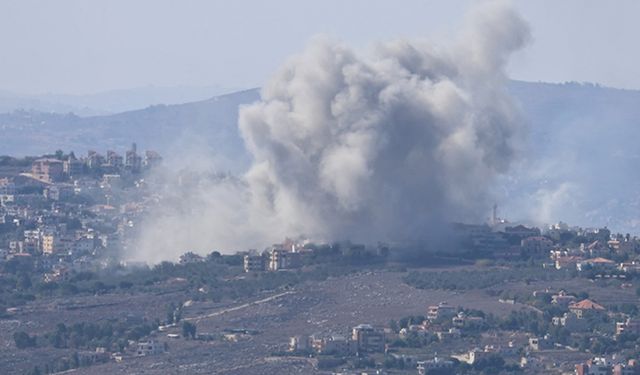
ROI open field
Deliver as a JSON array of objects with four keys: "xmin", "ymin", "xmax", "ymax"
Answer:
[{"xmin": 1, "ymin": 265, "xmax": 638, "ymax": 374}]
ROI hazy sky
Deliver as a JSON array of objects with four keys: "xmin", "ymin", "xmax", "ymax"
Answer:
[{"xmin": 0, "ymin": 0, "xmax": 638, "ymax": 95}]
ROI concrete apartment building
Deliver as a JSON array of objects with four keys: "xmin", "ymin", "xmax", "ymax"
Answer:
[
  {"xmin": 427, "ymin": 302, "xmax": 456, "ymax": 321},
  {"xmin": 63, "ymin": 157, "xmax": 84, "ymax": 177},
  {"xmin": 351, "ymin": 324, "xmax": 385, "ymax": 353},
  {"xmin": 136, "ymin": 340, "xmax": 165, "ymax": 356},
  {"xmin": 42, "ymin": 233, "xmax": 74, "ymax": 255},
  {"xmin": 268, "ymin": 249, "xmax": 301, "ymax": 271},
  {"xmin": 32, "ymin": 159, "xmax": 64, "ymax": 182},
  {"xmin": 288, "ymin": 335, "xmax": 311, "ymax": 352},
  {"xmin": 244, "ymin": 255, "xmax": 265, "ymax": 272},
  {"xmin": 106, "ymin": 151, "xmax": 124, "ymax": 168},
  {"xmin": 125, "ymin": 143, "xmax": 142, "ymax": 173},
  {"xmin": 289, "ymin": 323, "xmax": 384, "ymax": 357},
  {"xmin": 44, "ymin": 184, "xmax": 75, "ymax": 201},
  {"xmin": 310, "ymin": 334, "xmax": 355, "ymax": 355},
  {"xmin": 521, "ymin": 236, "xmax": 554, "ymax": 256},
  {"xmin": 144, "ymin": 150, "xmax": 163, "ymax": 168}
]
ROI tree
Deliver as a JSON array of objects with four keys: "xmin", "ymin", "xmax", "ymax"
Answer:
[
  {"xmin": 13, "ymin": 331, "xmax": 37, "ymax": 349},
  {"xmin": 92, "ymin": 281, "xmax": 106, "ymax": 293},
  {"xmin": 317, "ymin": 357, "xmax": 346, "ymax": 370},
  {"xmin": 47, "ymin": 330, "xmax": 65, "ymax": 348},
  {"xmin": 182, "ymin": 321, "xmax": 196, "ymax": 339},
  {"xmin": 473, "ymin": 354, "xmax": 505, "ymax": 371},
  {"xmin": 71, "ymin": 352, "xmax": 80, "ymax": 368},
  {"xmin": 166, "ymin": 303, "xmax": 176, "ymax": 325},
  {"xmin": 65, "ymin": 218, "xmax": 82, "ymax": 231},
  {"xmin": 389, "ymin": 319, "xmax": 399, "ymax": 333},
  {"xmin": 17, "ymin": 273, "xmax": 32, "ymax": 290},
  {"xmin": 207, "ymin": 251, "xmax": 222, "ymax": 262},
  {"xmin": 577, "ymin": 291, "xmax": 590, "ymax": 300}
]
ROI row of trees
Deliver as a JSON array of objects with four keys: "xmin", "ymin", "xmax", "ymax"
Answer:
[{"xmin": 14, "ymin": 320, "xmax": 158, "ymax": 352}]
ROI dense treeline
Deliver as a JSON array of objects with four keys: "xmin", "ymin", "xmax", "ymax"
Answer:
[
  {"xmin": 0, "ymin": 155, "xmax": 36, "ymax": 167},
  {"xmin": 14, "ymin": 319, "xmax": 158, "ymax": 352}
]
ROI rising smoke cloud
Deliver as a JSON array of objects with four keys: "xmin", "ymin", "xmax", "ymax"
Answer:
[{"xmin": 130, "ymin": 1, "xmax": 530, "ymax": 263}]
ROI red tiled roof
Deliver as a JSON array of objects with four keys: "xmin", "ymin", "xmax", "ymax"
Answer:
[
  {"xmin": 569, "ymin": 299, "xmax": 605, "ymax": 311},
  {"xmin": 587, "ymin": 240, "xmax": 606, "ymax": 250},
  {"xmin": 585, "ymin": 257, "xmax": 615, "ymax": 264}
]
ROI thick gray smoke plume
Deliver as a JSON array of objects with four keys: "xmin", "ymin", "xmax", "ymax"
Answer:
[
  {"xmin": 238, "ymin": 2, "xmax": 529, "ymax": 241},
  {"xmin": 130, "ymin": 1, "xmax": 530, "ymax": 263}
]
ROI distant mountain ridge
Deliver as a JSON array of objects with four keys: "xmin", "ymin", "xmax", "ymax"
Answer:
[
  {"xmin": 0, "ymin": 85, "xmax": 240, "ymax": 116},
  {"xmin": 0, "ymin": 88, "xmax": 260, "ymax": 169},
  {"xmin": 1, "ymin": 81, "xmax": 640, "ymax": 233}
]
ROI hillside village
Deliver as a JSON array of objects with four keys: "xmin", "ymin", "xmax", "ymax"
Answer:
[{"xmin": 2, "ymin": 150, "xmax": 640, "ymax": 374}]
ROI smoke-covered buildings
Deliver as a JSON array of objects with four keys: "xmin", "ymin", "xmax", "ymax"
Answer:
[
  {"xmin": 125, "ymin": 143, "xmax": 142, "ymax": 173},
  {"xmin": 268, "ymin": 248, "xmax": 301, "ymax": 271},
  {"xmin": 243, "ymin": 254, "xmax": 265, "ymax": 272},
  {"xmin": 0, "ymin": 145, "xmax": 162, "ymax": 284},
  {"xmin": 144, "ymin": 150, "xmax": 163, "ymax": 169},
  {"xmin": 520, "ymin": 236, "xmax": 554, "ymax": 256},
  {"xmin": 451, "ymin": 223, "xmax": 509, "ymax": 254}
]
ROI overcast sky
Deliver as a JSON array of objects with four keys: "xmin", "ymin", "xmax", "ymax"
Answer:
[{"xmin": 0, "ymin": 0, "xmax": 638, "ymax": 95}]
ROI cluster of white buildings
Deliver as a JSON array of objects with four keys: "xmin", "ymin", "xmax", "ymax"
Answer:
[
  {"xmin": 243, "ymin": 241, "xmax": 308, "ymax": 272},
  {"xmin": 289, "ymin": 324, "xmax": 385, "ymax": 356}
]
